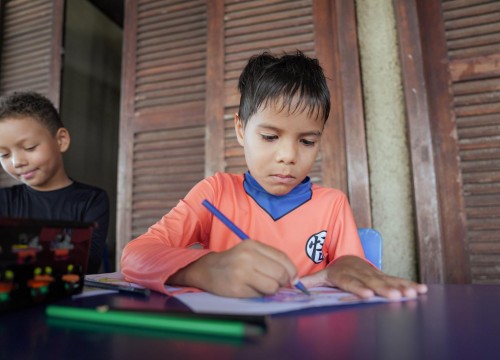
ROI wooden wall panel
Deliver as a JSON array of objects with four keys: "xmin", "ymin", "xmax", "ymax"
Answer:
[
  {"xmin": 395, "ymin": 0, "xmax": 448, "ymax": 283},
  {"xmin": 396, "ymin": 0, "xmax": 499, "ymax": 283}
]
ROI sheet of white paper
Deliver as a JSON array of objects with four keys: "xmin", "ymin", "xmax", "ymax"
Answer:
[
  {"xmin": 84, "ymin": 273, "xmax": 399, "ymax": 315},
  {"xmin": 173, "ymin": 287, "xmax": 393, "ymax": 315}
]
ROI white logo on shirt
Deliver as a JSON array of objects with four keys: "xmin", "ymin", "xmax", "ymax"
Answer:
[{"xmin": 305, "ymin": 230, "xmax": 326, "ymax": 264}]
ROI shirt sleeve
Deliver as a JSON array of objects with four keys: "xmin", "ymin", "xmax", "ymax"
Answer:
[
  {"xmin": 121, "ymin": 177, "xmax": 217, "ymax": 294},
  {"xmin": 326, "ymin": 191, "xmax": 368, "ymax": 263}
]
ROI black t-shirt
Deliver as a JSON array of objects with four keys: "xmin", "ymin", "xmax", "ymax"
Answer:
[{"xmin": 0, "ymin": 181, "xmax": 109, "ymax": 274}]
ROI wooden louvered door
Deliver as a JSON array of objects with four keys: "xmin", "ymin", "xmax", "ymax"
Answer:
[
  {"xmin": 117, "ymin": 0, "xmax": 208, "ymax": 261},
  {"xmin": 0, "ymin": 0, "xmax": 64, "ymax": 188},
  {"xmin": 443, "ymin": 1, "xmax": 500, "ymax": 284},
  {"xmin": 117, "ymin": 0, "xmax": 370, "ymax": 265},
  {"xmin": 396, "ymin": 0, "xmax": 500, "ymax": 284}
]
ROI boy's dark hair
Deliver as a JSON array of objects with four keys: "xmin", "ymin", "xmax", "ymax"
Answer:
[
  {"xmin": 237, "ymin": 50, "xmax": 330, "ymax": 126},
  {"xmin": 0, "ymin": 91, "xmax": 64, "ymax": 135}
]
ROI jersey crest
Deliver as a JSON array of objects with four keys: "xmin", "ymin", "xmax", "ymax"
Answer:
[{"xmin": 305, "ymin": 230, "xmax": 326, "ymax": 264}]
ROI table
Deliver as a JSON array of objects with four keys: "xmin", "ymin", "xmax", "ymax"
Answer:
[{"xmin": 1, "ymin": 284, "xmax": 499, "ymax": 360}]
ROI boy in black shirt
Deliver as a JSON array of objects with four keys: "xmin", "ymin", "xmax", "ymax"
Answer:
[{"xmin": 0, "ymin": 91, "xmax": 109, "ymax": 274}]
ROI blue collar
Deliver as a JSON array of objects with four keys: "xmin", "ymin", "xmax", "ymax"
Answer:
[{"xmin": 243, "ymin": 171, "xmax": 312, "ymax": 221}]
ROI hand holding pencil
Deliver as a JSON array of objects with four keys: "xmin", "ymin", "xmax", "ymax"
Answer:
[
  {"xmin": 202, "ymin": 200, "xmax": 310, "ymax": 296},
  {"xmin": 168, "ymin": 200, "xmax": 310, "ymax": 298}
]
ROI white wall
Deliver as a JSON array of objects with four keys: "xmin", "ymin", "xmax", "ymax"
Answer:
[{"xmin": 356, "ymin": 0, "xmax": 418, "ymax": 280}]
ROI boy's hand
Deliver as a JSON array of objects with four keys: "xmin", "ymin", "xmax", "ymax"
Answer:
[
  {"xmin": 300, "ymin": 255, "xmax": 428, "ymax": 300},
  {"xmin": 169, "ymin": 240, "xmax": 297, "ymax": 298}
]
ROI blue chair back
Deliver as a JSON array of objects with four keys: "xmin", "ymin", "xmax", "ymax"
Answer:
[{"xmin": 358, "ymin": 228, "xmax": 383, "ymax": 270}]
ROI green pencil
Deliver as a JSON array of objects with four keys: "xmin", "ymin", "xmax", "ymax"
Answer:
[{"xmin": 46, "ymin": 305, "xmax": 264, "ymax": 338}]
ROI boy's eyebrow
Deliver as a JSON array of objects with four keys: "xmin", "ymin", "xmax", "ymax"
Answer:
[{"xmin": 257, "ymin": 124, "xmax": 322, "ymax": 136}]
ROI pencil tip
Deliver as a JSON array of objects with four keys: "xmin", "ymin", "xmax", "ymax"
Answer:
[{"xmin": 294, "ymin": 281, "xmax": 311, "ymax": 296}]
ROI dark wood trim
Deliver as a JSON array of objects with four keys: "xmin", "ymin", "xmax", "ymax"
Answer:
[
  {"xmin": 334, "ymin": 0, "xmax": 371, "ymax": 228},
  {"xmin": 313, "ymin": 0, "xmax": 371, "ymax": 227},
  {"xmin": 49, "ymin": 0, "xmax": 65, "ymax": 109},
  {"xmin": 205, "ymin": 0, "xmax": 225, "ymax": 176},
  {"xmin": 394, "ymin": 0, "xmax": 445, "ymax": 283},
  {"xmin": 0, "ymin": 1, "xmax": 4, "ymax": 66},
  {"xmin": 116, "ymin": 0, "xmax": 138, "ymax": 268},
  {"xmin": 416, "ymin": 1, "xmax": 471, "ymax": 283},
  {"xmin": 313, "ymin": 0, "xmax": 347, "ymax": 194}
]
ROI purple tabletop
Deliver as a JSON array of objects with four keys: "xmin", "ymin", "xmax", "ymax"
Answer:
[{"xmin": 1, "ymin": 284, "xmax": 499, "ymax": 360}]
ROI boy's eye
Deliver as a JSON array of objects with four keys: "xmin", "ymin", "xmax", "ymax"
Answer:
[
  {"xmin": 301, "ymin": 139, "xmax": 316, "ymax": 146},
  {"xmin": 25, "ymin": 145, "xmax": 37, "ymax": 151},
  {"xmin": 261, "ymin": 134, "xmax": 278, "ymax": 141}
]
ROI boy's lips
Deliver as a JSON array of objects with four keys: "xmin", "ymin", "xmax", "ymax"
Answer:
[
  {"xmin": 19, "ymin": 170, "xmax": 37, "ymax": 180},
  {"xmin": 270, "ymin": 174, "xmax": 296, "ymax": 184}
]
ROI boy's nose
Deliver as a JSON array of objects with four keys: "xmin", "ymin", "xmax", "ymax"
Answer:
[
  {"xmin": 276, "ymin": 141, "xmax": 297, "ymax": 164},
  {"xmin": 11, "ymin": 153, "xmax": 28, "ymax": 168}
]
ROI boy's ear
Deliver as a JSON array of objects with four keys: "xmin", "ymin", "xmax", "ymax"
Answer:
[
  {"xmin": 56, "ymin": 128, "xmax": 71, "ymax": 153},
  {"xmin": 234, "ymin": 114, "xmax": 245, "ymax": 146}
]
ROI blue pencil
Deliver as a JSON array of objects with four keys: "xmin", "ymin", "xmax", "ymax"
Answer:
[{"xmin": 202, "ymin": 199, "xmax": 311, "ymax": 296}]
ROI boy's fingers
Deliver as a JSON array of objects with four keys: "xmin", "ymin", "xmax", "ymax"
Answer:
[
  {"xmin": 337, "ymin": 278, "xmax": 375, "ymax": 299},
  {"xmin": 246, "ymin": 239, "xmax": 298, "ymax": 283},
  {"xmin": 328, "ymin": 256, "xmax": 427, "ymax": 300}
]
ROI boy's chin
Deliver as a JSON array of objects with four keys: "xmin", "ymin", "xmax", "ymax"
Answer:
[{"xmin": 263, "ymin": 184, "xmax": 294, "ymax": 196}]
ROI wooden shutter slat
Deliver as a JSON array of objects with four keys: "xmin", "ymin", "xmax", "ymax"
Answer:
[
  {"xmin": 445, "ymin": 12, "xmax": 500, "ymax": 31},
  {"xmin": 442, "ymin": 0, "xmax": 493, "ymax": 12},
  {"xmin": 226, "ymin": 16, "xmax": 312, "ymax": 37},
  {"xmin": 457, "ymin": 113, "xmax": 500, "ymax": 127},
  {"xmin": 443, "ymin": 2, "xmax": 500, "ymax": 21},
  {"xmin": 461, "ymin": 148, "xmax": 500, "ymax": 162},
  {"xmin": 445, "ymin": 20, "xmax": 500, "ymax": 40},
  {"xmin": 226, "ymin": 7, "xmax": 312, "ymax": 28},
  {"xmin": 137, "ymin": 45, "xmax": 206, "ymax": 70},
  {"xmin": 138, "ymin": 1, "xmax": 204, "ymax": 22}
]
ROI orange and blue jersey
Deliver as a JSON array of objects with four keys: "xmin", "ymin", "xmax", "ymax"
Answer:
[{"xmin": 121, "ymin": 172, "xmax": 365, "ymax": 294}]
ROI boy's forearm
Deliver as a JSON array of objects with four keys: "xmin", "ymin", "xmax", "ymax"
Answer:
[{"xmin": 167, "ymin": 252, "xmax": 215, "ymax": 290}]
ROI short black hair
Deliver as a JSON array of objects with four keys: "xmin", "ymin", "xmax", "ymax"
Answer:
[
  {"xmin": 0, "ymin": 91, "xmax": 64, "ymax": 135},
  {"xmin": 237, "ymin": 50, "xmax": 330, "ymax": 126}
]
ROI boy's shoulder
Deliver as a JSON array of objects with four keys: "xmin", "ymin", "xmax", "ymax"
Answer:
[
  {"xmin": 204, "ymin": 172, "xmax": 244, "ymax": 187},
  {"xmin": 310, "ymin": 182, "xmax": 349, "ymax": 201},
  {"xmin": 70, "ymin": 180, "xmax": 106, "ymax": 192},
  {"xmin": 66, "ymin": 181, "xmax": 108, "ymax": 200},
  {"xmin": 0, "ymin": 183, "xmax": 28, "ymax": 197}
]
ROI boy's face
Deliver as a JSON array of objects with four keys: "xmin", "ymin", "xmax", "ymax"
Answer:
[
  {"xmin": 235, "ymin": 102, "xmax": 323, "ymax": 196},
  {"xmin": 0, "ymin": 117, "xmax": 70, "ymax": 191}
]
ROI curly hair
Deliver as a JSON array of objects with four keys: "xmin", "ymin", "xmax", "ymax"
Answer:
[{"xmin": 0, "ymin": 91, "xmax": 64, "ymax": 135}]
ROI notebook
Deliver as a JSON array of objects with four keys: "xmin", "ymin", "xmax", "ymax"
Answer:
[{"xmin": 0, "ymin": 217, "xmax": 93, "ymax": 312}]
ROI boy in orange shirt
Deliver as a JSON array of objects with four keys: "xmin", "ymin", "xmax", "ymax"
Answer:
[{"xmin": 122, "ymin": 51, "xmax": 427, "ymax": 299}]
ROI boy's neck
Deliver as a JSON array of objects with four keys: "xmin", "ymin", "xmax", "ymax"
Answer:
[{"xmin": 29, "ymin": 173, "xmax": 73, "ymax": 192}]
